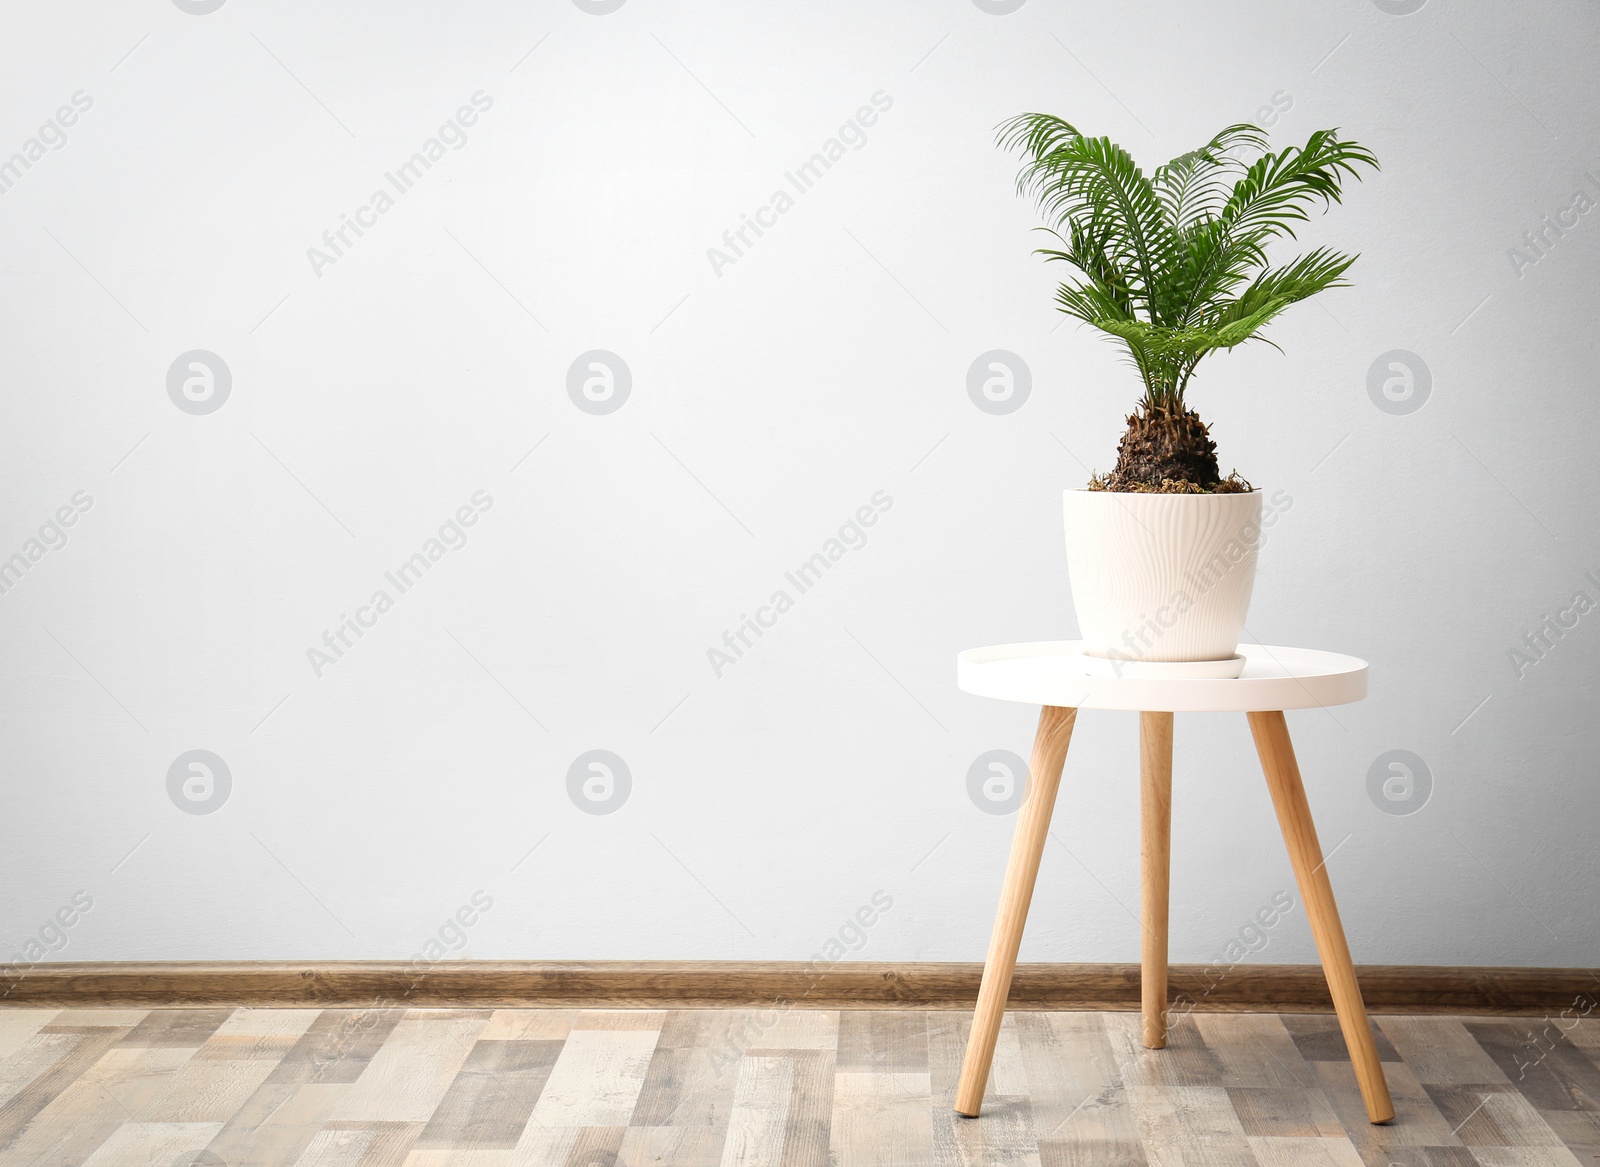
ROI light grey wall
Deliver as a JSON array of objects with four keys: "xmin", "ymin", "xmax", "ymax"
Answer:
[{"xmin": 1, "ymin": 0, "xmax": 1596, "ymax": 976}]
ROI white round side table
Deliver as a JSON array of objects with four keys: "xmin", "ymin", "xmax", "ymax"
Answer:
[{"xmin": 952, "ymin": 641, "xmax": 1394, "ymax": 1125}]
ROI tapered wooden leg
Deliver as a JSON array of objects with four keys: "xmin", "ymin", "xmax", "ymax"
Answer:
[
  {"xmin": 1248, "ymin": 710, "xmax": 1395, "ymax": 1124},
  {"xmin": 1140, "ymin": 711, "xmax": 1174, "ymax": 1049},
  {"xmin": 954, "ymin": 704, "xmax": 1077, "ymax": 1117}
]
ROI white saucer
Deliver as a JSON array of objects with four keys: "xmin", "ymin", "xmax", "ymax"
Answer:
[{"xmin": 1075, "ymin": 652, "xmax": 1247, "ymax": 680}]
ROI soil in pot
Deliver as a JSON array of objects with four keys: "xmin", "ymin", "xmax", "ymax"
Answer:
[{"xmin": 1089, "ymin": 403, "xmax": 1251, "ymax": 495}]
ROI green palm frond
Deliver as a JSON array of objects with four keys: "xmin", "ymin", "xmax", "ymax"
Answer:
[
  {"xmin": 1220, "ymin": 129, "xmax": 1377, "ymax": 244},
  {"xmin": 999, "ymin": 115, "xmax": 1177, "ymax": 321},
  {"xmin": 1000, "ymin": 115, "xmax": 1377, "ymax": 411},
  {"xmin": 1152, "ymin": 122, "xmax": 1265, "ymax": 232},
  {"xmin": 1214, "ymin": 247, "xmax": 1358, "ymax": 329}
]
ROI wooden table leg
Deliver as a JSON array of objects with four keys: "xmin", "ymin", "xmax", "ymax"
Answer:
[
  {"xmin": 1247, "ymin": 710, "xmax": 1395, "ymax": 1125},
  {"xmin": 1140, "ymin": 711, "xmax": 1174, "ymax": 1049},
  {"xmin": 954, "ymin": 704, "xmax": 1077, "ymax": 1117}
]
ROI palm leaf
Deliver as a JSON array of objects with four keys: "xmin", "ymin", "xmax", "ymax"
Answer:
[
  {"xmin": 1220, "ymin": 129, "xmax": 1377, "ymax": 243},
  {"xmin": 1001, "ymin": 115, "xmax": 1377, "ymax": 410},
  {"xmin": 1152, "ymin": 122, "xmax": 1266, "ymax": 232},
  {"xmin": 999, "ymin": 114, "xmax": 1177, "ymax": 322}
]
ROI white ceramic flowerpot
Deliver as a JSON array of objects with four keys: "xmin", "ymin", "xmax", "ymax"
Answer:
[{"xmin": 1062, "ymin": 489, "xmax": 1264, "ymax": 666}]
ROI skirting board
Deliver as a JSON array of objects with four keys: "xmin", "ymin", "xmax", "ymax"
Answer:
[{"xmin": 3, "ymin": 962, "xmax": 1594, "ymax": 1013}]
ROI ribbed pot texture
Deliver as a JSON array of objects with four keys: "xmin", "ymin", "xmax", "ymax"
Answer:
[{"xmin": 1062, "ymin": 490, "xmax": 1264, "ymax": 663}]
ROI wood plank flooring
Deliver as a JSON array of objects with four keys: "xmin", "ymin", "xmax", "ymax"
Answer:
[{"xmin": 0, "ymin": 1006, "xmax": 1592, "ymax": 1165}]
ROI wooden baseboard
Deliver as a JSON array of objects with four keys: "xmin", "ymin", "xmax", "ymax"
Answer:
[{"xmin": 4, "ymin": 961, "xmax": 1594, "ymax": 1014}]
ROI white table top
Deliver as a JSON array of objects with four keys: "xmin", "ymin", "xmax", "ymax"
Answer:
[{"xmin": 957, "ymin": 642, "xmax": 1367, "ymax": 712}]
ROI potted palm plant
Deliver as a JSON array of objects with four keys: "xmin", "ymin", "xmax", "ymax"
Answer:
[{"xmin": 999, "ymin": 116, "xmax": 1377, "ymax": 674}]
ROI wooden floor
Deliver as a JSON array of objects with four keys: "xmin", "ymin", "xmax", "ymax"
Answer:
[{"xmin": 0, "ymin": 1007, "xmax": 1596, "ymax": 1166}]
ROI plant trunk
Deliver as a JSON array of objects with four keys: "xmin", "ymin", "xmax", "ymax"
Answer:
[{"xmin": 1103, "ymin": 403, "xmax": 1226, "ymax": 492}]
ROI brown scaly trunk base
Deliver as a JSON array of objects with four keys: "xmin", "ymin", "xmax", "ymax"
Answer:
[{"xmin": 1092, "ymin": 403, "xmax": 1250, "ymax": 494}]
